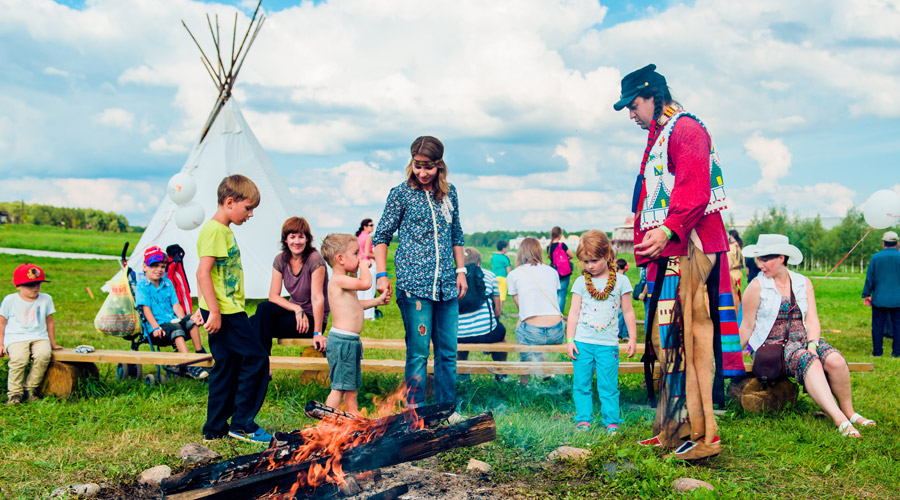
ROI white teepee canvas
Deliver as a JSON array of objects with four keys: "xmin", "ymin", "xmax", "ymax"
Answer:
[{"xmin": 123, "ymin": 99, "xmax": 298, "ymax": 299}]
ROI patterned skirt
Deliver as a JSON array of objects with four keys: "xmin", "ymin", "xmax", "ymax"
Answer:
[{"xmin": 756, "ymin": 296, "xmax": 838, "ymax": 385}]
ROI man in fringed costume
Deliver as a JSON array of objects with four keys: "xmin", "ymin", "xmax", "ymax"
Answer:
[{"xmin": 614, "ymin": 64, "xmax": 746, "ymax": 460}]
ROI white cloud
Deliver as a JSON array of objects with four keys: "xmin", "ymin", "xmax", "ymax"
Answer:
[
  {"xmin": 145, "ymin": 137, "xmax": 189, "ymax": 155},
  {"xmin": 93, "ymin": 108, "xmax": 135, "ymax": 130},
  {"xmin": 745, "ymin": 132, "xmax": 792, "ymax": 192},
  {"xmin": 2, "ymin": 177, "xmax": 161, "ymax": 216},
  {"xmin": 43, "ymin": 67, "xmax": 69, "ymax": 78}
]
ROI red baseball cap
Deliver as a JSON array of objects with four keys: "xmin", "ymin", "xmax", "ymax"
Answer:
[
  {"xmin": 13, "ymin": 264, "xmax": 49, "ymax": 287},
  {"xmin": 144, "ymin": 246, "xmax": 167, "ymax": 266}
]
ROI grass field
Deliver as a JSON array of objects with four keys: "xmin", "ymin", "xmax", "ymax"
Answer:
[
  {"xmin": 0, "ymin": 224, "xmax": 141, "ymax": 256},
  {"xmin": 0, "ymin": 248, "xmax": 898, "ymax": 499}
]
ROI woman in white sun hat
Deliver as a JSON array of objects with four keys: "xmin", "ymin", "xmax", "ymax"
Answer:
[{"xmin": 739, "ymin": 234, "xmax": 875, "ymax": 437}]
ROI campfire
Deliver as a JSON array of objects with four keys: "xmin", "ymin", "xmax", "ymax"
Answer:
[{"xmin": 161, "ymin": 391, "xmax": 496, "ymax": 499}]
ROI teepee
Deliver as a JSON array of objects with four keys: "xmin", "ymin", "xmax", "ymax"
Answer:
[{"xmin": 120, "ymin": 2, "xmax": 297, "ymax": 299}]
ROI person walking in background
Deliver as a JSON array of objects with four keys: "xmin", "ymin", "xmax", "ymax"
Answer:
[
  {"xmin": 862, "ymin": 230, "xmax": 900, "ymax": 357},
  {"xmin": 567, "ymin": 232, "xmax": 637, "ymax": 434},
  {"xmin": 614, "ymin": 63, "xmax": 744, "ymax": 460},
  {"xmin": 252, "ymin": 217, "xmax": 329, "ymax": 354},
  {"xmin": 508, "ymin": 237, "xmax": 564, "ymax": 386},
  {"xmin": 373, "ymin": 136, "xmax": 466, "ymax": 411},
  {"xmin": 547, "ymin": 226, "xmax": 575, "ymax": 314},
  {"xmin": 491, "ymin": 240, "xmax": 513, "ymax": 310},
  {"xmin": 356, "ymin": 218, "xmax": 378, "ymax": 321}
]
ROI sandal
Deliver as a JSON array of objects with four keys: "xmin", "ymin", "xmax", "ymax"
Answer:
[
  {"xmin": 849, "ymin": 413, "xmax": 876, "ymax": 427},
  {"xmin": 574, "ymin": 422, "xmax": 591, "ymax": 432},
  {"xmin": 606, "ymin": 424, "xmax": 619, "ymax": 435},
  {"xmin": 838, "ymin": 421, "xmax": 860, "ymax": 438}
]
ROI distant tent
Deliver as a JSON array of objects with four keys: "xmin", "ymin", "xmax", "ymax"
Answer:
[{"xmin": 116, "ymin": 2, "xmax": 297, "ymax": 298}]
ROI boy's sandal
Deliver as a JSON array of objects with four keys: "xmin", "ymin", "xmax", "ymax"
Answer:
[
  {"xmin": 574, "ymin": 422, "xmax": 591, "ymax": 432},
  {"xmin": 838, "ymin": 421, "xmax": 860, "ymax": 438},
  {"xmin": 849, "ymin": 413, "xmax": 876, "ymax": 427}
]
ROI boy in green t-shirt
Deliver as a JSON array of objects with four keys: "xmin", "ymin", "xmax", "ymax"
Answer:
[
  {"xmin": 490, "ymin": 240, "xmax": 512, "ymax": 308},
  {"xmin": 193, "ymin": 174, "xmax": 272, "ymax": 444}
]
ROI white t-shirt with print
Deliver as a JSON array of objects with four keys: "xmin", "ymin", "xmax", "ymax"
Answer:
[
  {"xmin": 0, "ymin": 292, "xmax": 55, "ymax": 348},
  {"xmin": 571, "ymin": 275, "xmax": 633, "ymax": 346}
]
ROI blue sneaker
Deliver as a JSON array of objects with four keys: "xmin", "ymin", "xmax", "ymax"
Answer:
[{"xmin": 228, "ymin": 427, "xmax": 273, "ymax": 444}]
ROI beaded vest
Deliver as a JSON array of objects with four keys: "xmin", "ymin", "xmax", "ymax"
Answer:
[{"xmin": 639, "ymin": 112, "xmax": 727, "ymax": 231}]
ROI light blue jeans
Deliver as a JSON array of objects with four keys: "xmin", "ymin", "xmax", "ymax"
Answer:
[
  {"xmin": 572, "ymin": 342, "xmax": 620, "ymax": 427},
  {"xmin": 515, "ymin": 320, "xmax": 564, "ymax": 362},
  {"xmin": 558, "ymin": 274, "xmax": 571, "ymax": 314},
  {"xmin": 396, "ymin": 289, "xmax": 458, "ymax": 406}
]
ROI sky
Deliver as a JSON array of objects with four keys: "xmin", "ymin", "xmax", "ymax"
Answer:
[{"xmin": 2, "ymin": 0, "xmax": 899, "ymax": 236}]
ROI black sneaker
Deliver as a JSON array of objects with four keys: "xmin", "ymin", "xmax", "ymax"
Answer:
[{"xmin": 186, "ymin": 366, "xmax": 210, "ymax": 380}]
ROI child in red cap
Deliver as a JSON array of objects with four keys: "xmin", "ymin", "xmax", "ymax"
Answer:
[
  {"xmin": 135, "ymin": 246, "xmax": 209, "ymax": 379},
  {"xmin": 0, "ymin": 264, "xmax": 62, "ymax": 405}
]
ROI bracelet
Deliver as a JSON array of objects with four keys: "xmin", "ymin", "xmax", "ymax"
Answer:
[
  {"xmin": 376, "ymin": 272, "xmax": 389, "ymax": 279},
  {"xmin": 313, "ymin": 331, "xmax": 322, "ymax": 336},
  {"xmin": 567, "ymin": 338, "xmax": 576, "ymax": 344},
  {"xmin": 659, "ymin": 225, "xmax": 673, "ymax": 240},
  {"xmin": 456, "ymin": 267, "xmax": 467, "ymax": 274},
  {"xmin": 807, "ymin": 340, "xmax": 818, "ymax": 350}
]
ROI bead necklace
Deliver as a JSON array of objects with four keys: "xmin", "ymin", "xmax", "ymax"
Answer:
[{"xmin": 583, "ymin": 263, "xmax": 617, "ymax": 300}]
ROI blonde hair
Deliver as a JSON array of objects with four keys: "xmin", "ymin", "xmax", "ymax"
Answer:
[
  {"xmin": 320, "ymin": 233, "xmax": 357, "ymax": 267},
  {"xmin": 463, "ymin": 247, "xmax": 482, "ymax": 266},
  {"xmin": 406, "ymin": 136, "xmax": 450, "ymax": 202},
  {"xmin": 576, "ymin": 230, "xmax": 615, "ymax": 264},
  {"xmin": 516, "ymin": 237, "xmax": 544, "ymax": 266},
  {"xmin": 217, "ymin": 174, "xmax": 260, "ymax": 208}
]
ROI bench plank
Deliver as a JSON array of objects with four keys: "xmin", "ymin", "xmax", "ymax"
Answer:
[
  {"xmin": 278, "ymin": 338, "xmax": 645, "ymax": 354},
  {"xmin": 49, "ymin": 349, "xmax": 874, "ymax": 375}
]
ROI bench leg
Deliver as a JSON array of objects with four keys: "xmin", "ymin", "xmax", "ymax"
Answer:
[
  {"xmin": 41, "ymin": 360, "xmax": 100, "ymax": 399},
  {"xmin": 296, "ymin": 346, "xmax": 329, "ymax": 384}
]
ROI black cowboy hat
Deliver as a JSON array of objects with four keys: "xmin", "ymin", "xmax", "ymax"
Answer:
[{"xmin": 613, "ymin": 64, "xmax": 667, "ymax": 111}]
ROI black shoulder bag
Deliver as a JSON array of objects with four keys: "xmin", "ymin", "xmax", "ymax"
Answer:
[{"xmin": 752, "ymin": 287, "xmax": 795, "ymax": 387}]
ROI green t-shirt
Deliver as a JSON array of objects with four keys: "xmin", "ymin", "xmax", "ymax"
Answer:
[
  {"xmin": 490, "ymin": 253, "xmax": 511, "ymax": 278},
  {"xmin": 197, "ymin": 220, "xmax": 245, "ymax": 314}
]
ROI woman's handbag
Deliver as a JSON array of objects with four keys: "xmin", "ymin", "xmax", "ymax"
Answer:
[{"xmin": 752, "ymin": 287, "xmax": 795, "ymax": 386}]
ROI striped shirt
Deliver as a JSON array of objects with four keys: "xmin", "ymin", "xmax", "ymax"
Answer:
[{"xmin": 458, "ymin": 269, "xmax": 499, "ymax": 338}]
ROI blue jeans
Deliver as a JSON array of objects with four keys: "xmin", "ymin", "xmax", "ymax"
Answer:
[
  {"xmin": 515, "ymin": 321, "xmax": 564, "ymax": 362},
  {"xmin": 558, "ymin": 274, "xmax": 571, "ymax": 314},
  {"xmin": 572, "ymin": 342, "xmax": 620, "ymax": 427},
  {"xmin": 396, "ymin": 289, "xmax": 458, "ymax": 406}
]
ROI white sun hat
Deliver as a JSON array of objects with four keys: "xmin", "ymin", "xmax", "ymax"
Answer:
[{"xmin": 742, "ymin": 234, "xmax": 803, "ymax": 265}]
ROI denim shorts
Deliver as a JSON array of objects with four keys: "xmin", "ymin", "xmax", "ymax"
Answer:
[
  {"xmin": 326, "ymin": 328, "xmax": 362, "ymax": 391},
  {"xmin": 515, "ymin": 320, "xmax": 565, "ymax": 346}
]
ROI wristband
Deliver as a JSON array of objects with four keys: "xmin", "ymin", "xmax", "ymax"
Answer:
[
  {"xmin": 567, "ymin": 338, "xmax": 576, "ymax": 344},
  {"xmin": 659, "ymin": 225, "xmax": 673, "ymax": 241},
  {"xmin": 376, "ymin": 272, "xmax": 389, "ymax": 279},
  {"xmin": 456, "ymin": 267, "xmax": 467, "ymax": 274},
  {"xmin": 313, "ymin": 331, "xmax": 322, "ymax": 336},
  {"xmin": 807, "ymin": 340, "xmax": 817, "ymax": 351}
]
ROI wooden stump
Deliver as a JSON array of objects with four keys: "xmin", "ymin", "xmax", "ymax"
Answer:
[
  {"xmin": 296, "ymin": 346, "xmax": 329, "ymax": 384},
  {"xmin": 41, "ymin": 360, "xmax": 100, "ymax": 399},
  {"xmin": 739, "ymin": 378, "xmax": 798, "ymax": 413}
]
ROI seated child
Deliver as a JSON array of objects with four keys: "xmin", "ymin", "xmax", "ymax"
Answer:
[
  {"xmin": 320, "ymin": 234, "xmax": 389, "ymax": 414},
  {"xmin": 0, "ymin": 264, "xmax": 62, "ymax": 404},
  {"xmin": 135, "ymin": 246, "xmax": 209, "ymax": 380}
]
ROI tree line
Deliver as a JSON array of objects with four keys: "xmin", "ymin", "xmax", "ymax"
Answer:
[
  {"xmin": 741, "ymin": 206, "xmax": 897, "ymax": 271},
  {"xmin": 0, "ymin": 201, "xmax": 134, "ymax": 232}
]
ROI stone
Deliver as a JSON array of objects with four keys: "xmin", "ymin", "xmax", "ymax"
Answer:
[
  {"xmin": 546, "ymin": 446, "xmax": 590, "ymax": 461},
  {"xmin": 466, "ymin": 459, "xmax": 492, "ymax": 474},
  {"xmin": 179, "ymin": 443, "xmax": 221, "ymax": 464},
  {"xmin": 139, "ymin": 465, "xmax": 172, "ymax": 487},
  {"xmin": 672, "ymin": 477, "xmax": 714, "ymax": 492},
  {"xmin": 338, "ymin": 475, "xmax": 361, "ymax": 496},
  {"xmin": 740, "ymin": 378, "xmax": 798, "ymax": 413},
  {"xmin": 49, "ymin": 483, "xmax": 101, "ymax": 498}
]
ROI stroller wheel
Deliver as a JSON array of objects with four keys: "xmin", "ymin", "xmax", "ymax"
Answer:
[
  {"xmin": 143, "ymin": 374, "xmax": 156, "ymax": 386},
  {"xmin": 116, "ymin": 363, "xmax": 125, "ymax": 380},
  {"xmin": 117, "ymin": 363, "xmax": 143, "ymax": 380}
]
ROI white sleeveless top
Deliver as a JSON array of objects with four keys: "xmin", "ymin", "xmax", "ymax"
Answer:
[{"xmin": 748, "ymin": 269, "xmax": 809, "ymax": 351}]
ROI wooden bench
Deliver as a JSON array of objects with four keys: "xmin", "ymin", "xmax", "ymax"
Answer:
[{"xmin": 278, "ymin": 337, "xmax": 646, "ymax": 354}]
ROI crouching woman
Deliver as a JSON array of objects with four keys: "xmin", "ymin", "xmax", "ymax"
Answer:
[{"xmin": 739, "ymin": 234, "xmax": 875, "ymax": 437}]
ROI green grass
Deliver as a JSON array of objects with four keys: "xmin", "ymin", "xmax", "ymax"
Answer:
[
  {"xmin": 0, "ymin": 224, "xmax": 141, "ymax": 256},
  {"xmin": 0, "ymin": 251, "xmax": 898, "ymax": 499}
]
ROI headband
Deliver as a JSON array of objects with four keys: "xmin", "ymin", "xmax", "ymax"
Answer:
[{"xmin": 413, "ymin": 158, "xmax": 443, "ymax": 168}]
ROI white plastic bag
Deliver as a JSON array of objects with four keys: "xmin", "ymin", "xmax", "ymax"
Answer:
[{"xmin": 94, "ymin": 271, "xmax": 141, "ymax": 337}]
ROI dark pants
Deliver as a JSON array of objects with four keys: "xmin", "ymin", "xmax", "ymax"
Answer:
[
  {"xmin": 252, "ymin": 300, "xmax": 325, "ymax": 354},
  {"xmin": 201, "ymin": 310, "xmax": 270, "ymax": 438},
  {"xmin": 457, "ymin": 321, "xmax": 508, "ymax": 362},
  {"xmin": 872, "ymin": 306, "xmax": 900, "ymax": 356}
]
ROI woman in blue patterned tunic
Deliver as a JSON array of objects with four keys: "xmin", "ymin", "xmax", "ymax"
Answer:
[{"xmin": 373, "ymin": 136, "xmax": 467, "ymax": 408}]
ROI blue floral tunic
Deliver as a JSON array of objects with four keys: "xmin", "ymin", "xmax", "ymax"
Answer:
[{"xmin": 373, "ymin": 182, "xmax": 465, "ymax": 301}]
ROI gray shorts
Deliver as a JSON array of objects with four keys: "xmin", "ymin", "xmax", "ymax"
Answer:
[{"xmin": 326, "ymin": 328, "xmax": 362, "ymax": 391}]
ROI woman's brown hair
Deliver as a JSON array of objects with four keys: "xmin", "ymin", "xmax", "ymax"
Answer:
[
  {"xmin": 550, "ymin": 226, "xmax": 562, "ymax": 240},
  {"xmin": 405, "ymin": 136, "xmax": 450, "ymax": 202},
  {"xmin": 280, "ymin": 216, "xmax": 315, "ymax": 262},
  {"xmin": 516, "ymin": 237, "xmax": 544, "ymax": 266}
]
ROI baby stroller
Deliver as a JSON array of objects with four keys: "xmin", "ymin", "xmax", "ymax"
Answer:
[{"xmin": 111, "ymin": 242, "xmax": 211, "ymax": 385}]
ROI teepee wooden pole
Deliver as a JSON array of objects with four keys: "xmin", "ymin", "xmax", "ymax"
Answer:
[
  {"xmin": 206, "ymin": 14, "xmax": 226, "ymax": 81},
  {"xmin": 182, "ymin": 21, "xmax": 222, "ymax": 88}
]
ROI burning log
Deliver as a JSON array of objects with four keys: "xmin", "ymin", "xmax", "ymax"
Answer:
[{"xmin": 162, "ymin": 406, "xmax": 495, "ymax": 500}]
